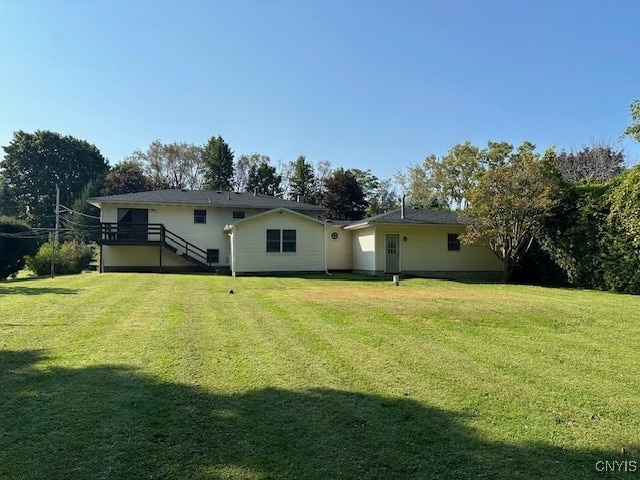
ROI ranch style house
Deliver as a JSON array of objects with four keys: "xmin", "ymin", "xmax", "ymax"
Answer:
[{"xmin": 89, "ymin": 189, "xmax": 503, "ymax": 279}]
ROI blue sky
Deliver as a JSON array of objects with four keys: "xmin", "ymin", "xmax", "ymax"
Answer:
[{"xmin": 1, "ymin": 0, "xmax": 638, "ymax": 181}]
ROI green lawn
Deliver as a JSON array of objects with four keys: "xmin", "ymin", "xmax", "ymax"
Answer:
[{"xmin": 1, "ymin": 273, "xmax": 639, "ymax": 479}]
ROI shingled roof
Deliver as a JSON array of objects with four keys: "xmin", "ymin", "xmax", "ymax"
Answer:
[
  {"xmin": 89, "ymin": 189, "xmax": 326, "ymax": 211},
  {"xmin": 345, "ymin": 207, "xmax": 471, "ymax": 229}
]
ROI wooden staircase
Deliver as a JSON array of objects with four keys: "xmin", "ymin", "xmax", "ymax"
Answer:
[
  {"xmin": 162, "ymin": 227, "xmax": 216, "ymax": 272},
  {"xmin": 99, "ymin": 223, "xmax": 217, "ymax": 273}
]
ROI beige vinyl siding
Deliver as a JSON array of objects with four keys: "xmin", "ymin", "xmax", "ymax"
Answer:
[
  {"xmin": 326, "ymin": 226, "xmax": 352, "ymax": 270},
  {"xmin": 100, "ymin": 204, "xmax": 263, "ymax": 266},
  {"xmin": 233, "ymin": 210, "xmax": 325, "ymax": 273},
  {"xmin": 373, "ymin": 225, "xmax": 502, "ymax": 272},
  {"xmin": 102, "ymin": 245, "xmax": 193, "ymax": 267},
  {"xmin": 352, "ymin": 227, "xmax": 376, "ymax": 272}
]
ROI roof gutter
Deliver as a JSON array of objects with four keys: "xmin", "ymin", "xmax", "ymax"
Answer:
[{"xmin": 343, "ymin": 221, "xmax": 370, "ymax": 230}]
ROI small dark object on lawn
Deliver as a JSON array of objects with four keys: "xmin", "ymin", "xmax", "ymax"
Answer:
[{"xmin": 229, "ymin": 289, "xmax": 234, "ymax": 294}]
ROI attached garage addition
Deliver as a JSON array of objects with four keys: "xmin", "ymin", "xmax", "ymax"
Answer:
[{"xmin": 90, "ymin": 189, "xmax": 504, "ymax": 280}]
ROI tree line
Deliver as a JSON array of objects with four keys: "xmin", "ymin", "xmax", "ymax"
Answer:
[
  {"xmin": 0, "ymin": 130, "xmax": 398, "ymax": 278},
  {"xmin": 1, "ymin": 100, "xmax": 639, "ymax": 291},
  {"xmin": 390, "ymin": 99, "xmax": 640, "ymax": 291},
  {"xmin": 0, "ymin": 131, "xmax": 399, "ymax": 230}
]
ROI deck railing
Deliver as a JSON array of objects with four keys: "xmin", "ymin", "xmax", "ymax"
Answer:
[
  {"xmin": 100, "ymin": 222, "xmax": 163, "ymax": 242},
  {"xmin": 100, "ymin": 222, "xmax": 213, "ymax": 270}
]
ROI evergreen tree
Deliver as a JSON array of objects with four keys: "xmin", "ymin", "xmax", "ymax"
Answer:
[
  {"xmin": 0, "ymin": 216, "xmax": 38, "ymax": 279},
  {"xmin": 289, "ymin": 155, "xmax": 316, "ymax": 203},
  {"xmin": 247, "ymin": 160, "xmax": 283, "ymax": 197},
  {"xmin": 202, "ymin": 135, "xmax": 234, "ymax": 190},
  {"xmin": 67, "ymin": 174, "xmax": 106, "ymax": 243}
]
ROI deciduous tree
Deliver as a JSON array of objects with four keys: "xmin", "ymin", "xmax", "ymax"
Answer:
[
  {"xmin": 609, "ymin": 164, "xmax": 640, "ymax": 248},
  {"xmin": 101, "ymin": 161, "xmax": 150, "ymax": 196},
  {"xmin": 424, "ymin": 142, "xmax": 483, "ymax": 210},
  {"xmin": 314, "ymin": 160, "xmax": 333, "ymax": 197},
  {"xmin": 396, "ymin": 141, "xmax": 516, "ymax": 211},
  {"xmin": 482, "ymin": 141, "xmax": 513, "ymax": 168},
  {"xmin": 320, "ymin": 168, "xmax": 368, "ymax": 220},
  {"xmin": 554, "ymin": 143, "xmax": 624, "ymax": 183},
  {"xmin": 233, "ymin": 154, "xmax": 263, "ymax": 192},
  {"xmin": 276, "ymin": 159, "xmax": 293, "ymax": 199},
  {"xmin": 350, "ymin": 168, "xmax": 400, "ymax": 215},
  {"xmin": 0, "ymin": 130, "xmax": 108, "ymax": 227},
  {"xmin": 622, "ymin": 99, "xmax": 640, "ymax": 142},
  {"xmin": 128, "ymin": 140, "xmax": 204, "ymax": 190},
  {"xmin": 394, "ymin": 158, "xmax": 441, "ymax": 209},
  {"xmin": 538, "ymin": 177, "xmax": 640, "ymax": 294},
  {"xmin": 462, "ymin": 142, "xmax": 562, "ymax": 281},
  {"xmin": 368, "ymin": 178, "xmax": 400, "ymax": 215}
]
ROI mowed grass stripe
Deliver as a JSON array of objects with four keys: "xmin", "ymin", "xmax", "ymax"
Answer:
[
  {"xmin": 1, "ymin": 273, "xmax": 639, "ymax": 479},
  {"xmin": 274, "ymin": 286, "xmax": 508, "ymax": 403},
  {"xmin": 152, "ymin": 275, "xmax": 336, "ymax": 391},
  {"xmin": 287, "ymin": 280, "xmax": 640, "ymax": 450}
]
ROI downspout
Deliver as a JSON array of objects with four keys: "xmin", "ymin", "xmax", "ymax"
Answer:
[
  {"xmin": 324, "ymin": 223, "xmax": 332, "ymax": 276},
  {"xmin": 98, "ymin": 205, "xmax": 104, "ymax": 273},
  {"xmin": 233, "ymin": 229, "xmax": 237, "ymax": 277},
  {"xmin": 229, "ymin": 229, "xmax": 236, "ymax": 277}
]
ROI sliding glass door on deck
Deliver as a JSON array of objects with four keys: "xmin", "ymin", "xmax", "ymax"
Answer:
[{"xmin": 116, "ymin": 208, "xmax": 149, "ymax": 240}]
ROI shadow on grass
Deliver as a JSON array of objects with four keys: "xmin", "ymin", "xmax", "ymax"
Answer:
[
  {"xmin": 0, "ymin": 276, "xmax": 80, "ymax": 296},
  {"xmin": 297, "ymin": 273, "xmax": 505, "ymax": 285},
  {"xmin": 301, "ymin": 273, "xmax": 399, "ymax": 282},
  {"xmin": 0, "ymin": 350, "xmax": 633, "ymax": 479},
  {"xmin": 0, "ymin": 286, "xmax": 79, "ymax": 296},
  {"xmin": 422, "ymin": 277, "xmax": 507, "ymax": 286}
]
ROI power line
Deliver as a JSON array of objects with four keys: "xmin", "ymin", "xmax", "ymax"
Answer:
[
  {"xmin": 0, "ymin": 230, "xmax": 54, "ymax": 239},
  {"xmin": 59, "ymin": 204, "xmax": 101, "ymax": 219},
  {"xmin": 59, "ymin": 216, "xmax": 101, "ymax": 230}
]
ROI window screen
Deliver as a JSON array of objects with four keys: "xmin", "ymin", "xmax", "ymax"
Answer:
[
  {"xmin": 447, "ymin": 233, "xmax": 461, "ymax": 251},
  {"xmin": 282, "ymin": 229, "xmax": 296, "ymax": 252},
  {"xmin": 266, "ymin": 229, "xmax": 281, "ymax": 252},
  {"xmin": 207, "ymin": 249, "xmax": 219, "ymax": 263},
  {"xmin": 194, "ymin": 209, "xmax": 207, "ymax": 224}
]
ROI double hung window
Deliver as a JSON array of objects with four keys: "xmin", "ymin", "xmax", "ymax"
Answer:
[{"xmin": 266, "ymin": 229, "xmax": 296, "ymax": 253}]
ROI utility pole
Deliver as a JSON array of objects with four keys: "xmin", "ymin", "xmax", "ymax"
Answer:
[
  {"xmin": 55, "ymin": 184, "xmax": 60, "ymax": 244},
  {"xmin": 50, "ymin": 231, "xmax": 55, "ymax": 279},
  {"xmin": 51, "ymin": 184, "xmax": 60, "ymax": 279}
]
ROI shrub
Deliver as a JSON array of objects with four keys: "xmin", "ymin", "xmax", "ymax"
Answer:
[
  {"xmin": 25, "ymin": 242, "xmax": 53, "ymax": 276},
  {"xmin": 26, "ymin": 240, "xmax": 94, "ymax": 276},
  {"xmin": 609, "ymin": 165, "xmax": 640, "ymax": 248},
  {"xmin": 57, "ymin": 241, "xmax": 94, "ymax": 274},
  {"xmin": 0, "ymin": 216, "xmax": 38, "ymax": 280},
  {"xmin": 539, "ymin": 180, "xmax": 640, "ymax": 294}
]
